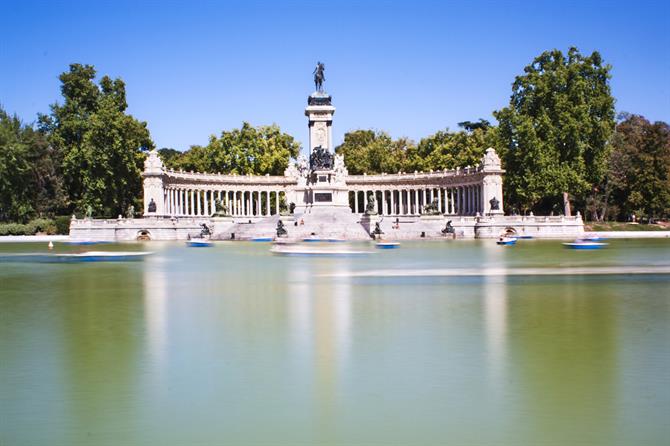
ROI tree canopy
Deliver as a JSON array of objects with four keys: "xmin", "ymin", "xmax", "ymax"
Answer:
[
  {"xmin": 0, "ymin": 108, "xmax": 66, "ymax": 222},
  {"xmin": 606, "ymin": 114, "xmax": 670, "ymax": 221},
  {"xmin": 164, "ymin": 122, "xmax": 300, "ymax": 176},
  {"xmin": 414, "ymin": 124, "xmax": 499, "ymax": 172},
  {"xmin": 38, "ymin": 64, "xmax": 153, "ymax": 218},
  {"xmin": 335, "ymin": 125, "xmax": 498, "ymax": 175},
  {"xmin": 334, "ymin": 130, "xmax": 417, "ymax": 174},
  {"xmin": 494, "ymin": 47, "xmax": 616, "ymax": 214}
]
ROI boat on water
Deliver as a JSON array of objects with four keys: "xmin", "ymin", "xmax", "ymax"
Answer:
[
  {"xmin": 563, "ymin": 239, "xmax": 609, "ymax": 250},
  {"xmin": 0, "ymin": 251, "xmax": 152, "ymax": 263},
  {"xmin": 186, "ymin": 240, "xmax": 214, "ymax": 247},
  {"xmin": 270, "ymin": 243, "xmax": 372, "ymax": 257},
  {"xmin": 65, "ymin": 240, "xmax": 112, "ymax": 245},
  {"xmin": 376, "ymin": 242, "xmax": 400, "ymax": 249},
  {"xmin": 496, "ymin": 236, "xmax": 517, "ymax": 246},
  {"xmin": 250, "ymin": 237, "xmax": 273, "ymax": 242}
]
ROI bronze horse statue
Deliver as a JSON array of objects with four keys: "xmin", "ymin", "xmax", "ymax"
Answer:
[{"xmin": 313, "ymin": 62, "xmax": 325, "ymax": 92}]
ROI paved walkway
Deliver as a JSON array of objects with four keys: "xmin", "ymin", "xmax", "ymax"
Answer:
[
  {"xmin": 590, "ymin": 231, "xmax": 670, "ymax": 238},
  {"xmin": 0, "ymin": 235, "xmax": 70, "ymax": 243}
]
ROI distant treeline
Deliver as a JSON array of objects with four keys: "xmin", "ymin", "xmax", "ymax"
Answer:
[{"xmin": 1, "ymin": 48, "xmax": 669, "ymax": 225}]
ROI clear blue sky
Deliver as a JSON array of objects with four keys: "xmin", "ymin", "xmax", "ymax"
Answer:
[{"xmin": 2, "ymin": 0, "xmax": 669, "ymax": 154}]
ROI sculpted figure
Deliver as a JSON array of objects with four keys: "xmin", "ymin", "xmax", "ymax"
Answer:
[
  {"xmin": 213, "ymin": 198, "xmax": 229, "ymax": 217},
  {"xmin": 313, "ymin": 62, "xmax": 325, "ymax": 92},
  {"xmin": 276, "ymin": 220, "xmax": 287, "ymax": 237},
  {"xmin": 147, "ymin": 198, "xmax": 157, "ymax": 213},
  {"xmin": 310, "ymin": 146, "xmax": 334, "ymax": 170},
  {"xmin": 199, "ymin": 223, "xmax": 212, "ymax": 238},
  {"xmin": 85, "ymin": 205, "xmax": 93, "ymax": 219},
  {"xmin": 365, "ymin": 195, "xmax": 377, "ymax": 215},
  {"xmin": 126, "ymin": 205, "xmax": 135, "ymax": 219},
  {"xmin": 441, "ymin": 220, "xmax": 455, "ymax": 234},
  {"xmin": 489, "ymin": 196, "xmax": 500, "ymax": 211},
  {"xmin": 423, "ymin": 198, "xmax": 440, "ymax": 215}
]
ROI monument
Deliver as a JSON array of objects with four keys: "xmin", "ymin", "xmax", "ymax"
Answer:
[
  {"xmin": 288, "ymin": 62, "xmax": 351, "ymax": 214},
  {"xmin": 69, "ymin": 62, "xmax": 585, "ymax": 241}
]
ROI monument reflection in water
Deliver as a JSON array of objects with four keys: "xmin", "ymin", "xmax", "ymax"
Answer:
[{"xmin": 2, "ymin": 239, "xmax": 669, "ymax": 445}]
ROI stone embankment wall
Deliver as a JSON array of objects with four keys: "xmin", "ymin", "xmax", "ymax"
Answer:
[{"xmin": 69, "ymin": 214, "xmax": 584, "ymax": 241}]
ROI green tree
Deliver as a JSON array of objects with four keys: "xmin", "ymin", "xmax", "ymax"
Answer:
[
  {"xmin": 608, "ymin": 114, "xmax": 670, "ymax": 221},
  {"xmin": 494, "ymin": 47, "xmax": 616, "ymax": 215},
  {"xmin": 39, "ymin": 64, "xmax": 153, "ymax": 217},
  {"xmin": 157, "ymin": 148, "xmax": 183, "ymax": 169},
  {"xmin": 0, "ymin": 107, "xmax": 66, "ymax": 222},
  {"xmin": 415, "ymin": 122, "xmax": 499, "ymax": 172},
  {"xmin": 334, "ymin": 130, "xmax": 416, "ymax": 174},
  {"xmin": 175, "ymin": 122, "xmax": 300, "ymax": 175}
]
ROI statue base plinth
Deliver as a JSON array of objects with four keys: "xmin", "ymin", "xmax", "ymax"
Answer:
[
  {"xmin": 211, "ymin": 216, "xmax": 234, "ymax": 236},
  {"xmin": 360, "ymin": 213, "xmax": 380, "ymax": 238}
]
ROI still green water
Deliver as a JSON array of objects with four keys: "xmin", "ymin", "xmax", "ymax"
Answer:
[{"xmin": 1, "ymin": 240, "xmax": 669, "ymax": 446}]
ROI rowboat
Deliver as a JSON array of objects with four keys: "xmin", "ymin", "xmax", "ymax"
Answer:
[
  {"xmin": 186, "ymin": 240, "xmax": 214, "ymax": 247},
  {"xmin": 496, "ymin": 236, "xmax": 517, "ymax": 246},
  {"xmin": 250, "ymin": 237, "xmax": 273, "ymax": 242},
  {"xmin": 376, "ymin": 242, "xmax": 400, "ymax": 249},
  {"xmin": 65, "ymin": 240, "xmax": 112, "ymax": 245},
  {"xmin": 563, "ymin": 240, "xmax": 608, "ymax": 250},
  {"xmin": 0, "ymin": 251, "xmax": 152, "ymax": 263}
]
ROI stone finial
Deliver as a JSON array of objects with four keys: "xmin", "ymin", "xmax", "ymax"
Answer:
[
  {"xmin": 143, "ymin": 149, "xmax": 164, "ymax": 175},
  {"xmin": 481, "ymin": 148, "xmax": 501, "ymax": 170}
]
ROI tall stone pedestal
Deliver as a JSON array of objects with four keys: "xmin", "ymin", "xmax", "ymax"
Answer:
[
  {"xmin": 360, "ymin": 213, "xmax": 381, "ymax": 239},
  {"xmin": 211, "ymin": 216, "xmax": 234, "ymax": 237}
]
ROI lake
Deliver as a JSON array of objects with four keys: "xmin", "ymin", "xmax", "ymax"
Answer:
[{"xmin": 1, "ymin": 239, "xmax": 669, "ymax": 445}]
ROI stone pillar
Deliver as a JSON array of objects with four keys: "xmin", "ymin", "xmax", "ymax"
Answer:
[
  {"xmin": 305, "ymin": 93, "xmax": 335, "ymax": 152},
  {"xmin": 142, "ymin": 150, "xmax": 166, "ymax": 216},
  {"xmin": 481, "ymin": 148, "xmax": 504, "ymax": 215}
]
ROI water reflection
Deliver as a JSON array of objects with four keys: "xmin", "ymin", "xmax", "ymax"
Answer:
[
  {"xmin": 484, "ymin": 274, "xmax": 508, "ymax": 392},
  {"xmin": 143, "ymin": 255, "xmax": 168, "ymax": 379},
  {"xmin": 287, "ymin": 257, "xmax": 353, "ymax": 433}
]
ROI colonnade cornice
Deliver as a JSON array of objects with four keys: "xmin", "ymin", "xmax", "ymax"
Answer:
[{"xmin": 162, "ymin": 171, "xmax": 296, "ymax": 186}]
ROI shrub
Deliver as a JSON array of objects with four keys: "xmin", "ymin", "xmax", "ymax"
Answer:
[
  {"xmin": 0, "ymin": 218, "xmax": 59, "ymax": 236},
  {"xmin": 54, "ymin": 216, "xmax": 71, "ymax": 235},
  {"xmin": 0, "ymin": 223, "xmax": 32, "ymax": 236}
]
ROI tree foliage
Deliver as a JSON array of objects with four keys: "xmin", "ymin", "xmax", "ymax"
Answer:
[
  {"xmin": 495, "ymin": 47, "xmax": 616, "ymax": 214},
  {"xmin": 336, "ymin": 125, "xmax": 498, "ymax": 175},
  {"xmin": 334, "ymin": 130, "xmax": 417, "ymax": 174},
  {"xmin": 414, "ymin": 124, "xmax": 499, "ymax": 172},
  {"xmin": 38, "ymin": 64, "xmax": 153, "ymax": 217},
  {"xmin": 0, "ymin": 108, "xmax": 66, "ymax": 222},
  {"xmin": 169, "ymin": 122, "xmax": 300, "ymax": 175},
  {"xmin": 607, "ymin": 114, "xmax": 670, "ymax": 221}
]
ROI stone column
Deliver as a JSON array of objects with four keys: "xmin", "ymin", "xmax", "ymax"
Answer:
[
  {"xmin": 142, "ymin": 150, "xmax": 166, "ymax": 216},
  {"xmin": 437, "ymin": 188, "xmax": 442, "ymax": 213}
]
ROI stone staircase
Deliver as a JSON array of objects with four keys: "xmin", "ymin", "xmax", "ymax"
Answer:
[{"xmin": 213, "ymin": 210, "xmax": 371, "ymax": 241}]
